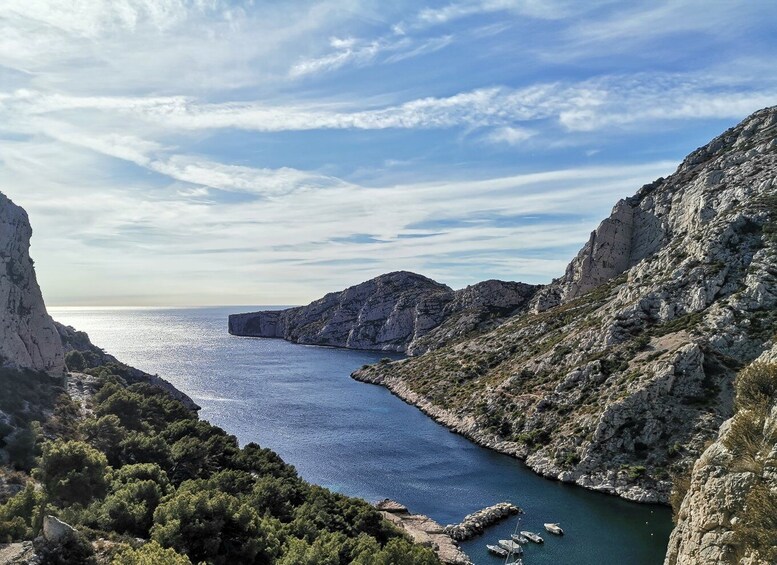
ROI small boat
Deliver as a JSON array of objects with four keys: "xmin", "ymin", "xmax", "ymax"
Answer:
[
  {"xmin": 498, "ymin": 539, "xmax": 523, "ymax": 554},
  {"xmin": 486, "ymin": 544, "xmax": 508, "ymax": 557},
  {"xmin": 544, "ymin": 522, "xmax": 564, "ymax": 535},
  {"xmin": 520, "ymin": 530, "xmax": 544, "ymax": 544},
  {"xmin": 510, "ymin": 533, "xmax": 529, "ymax": 544}
]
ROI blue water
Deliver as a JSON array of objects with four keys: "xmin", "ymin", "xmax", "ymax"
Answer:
[{"xmin": 50, "ymin": 306, "xmax": 672, "ymax": 565}]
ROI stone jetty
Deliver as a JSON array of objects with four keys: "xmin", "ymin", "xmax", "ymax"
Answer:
[
  {"xmin": 443, "ymin": 502, "xmax": 522, "ymax": 541},
  {"xmin": 375, "ymin": 500, "xmax": 472, "ymax": 565}
]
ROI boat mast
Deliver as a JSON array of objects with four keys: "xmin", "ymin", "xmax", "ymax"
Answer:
[{"xmin": 504, "ymin": 516, "xmax": 522, "ymax": 565}]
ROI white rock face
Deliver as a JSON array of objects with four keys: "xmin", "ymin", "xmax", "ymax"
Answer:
[
  {"xmin": 0, "ymin": 192, "xmax": 64, "ymax": 374},
  {"xmin": 230, "ymin": 272, "xmax": 537, "ymax": 353},
  {"xmin": 43, "ymin": 515, "xmax": 77, "ymax": 543}
]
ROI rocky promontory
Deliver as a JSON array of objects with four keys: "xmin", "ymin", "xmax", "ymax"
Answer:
[
  {"xmin": 0, "ymin": 193, "xmax": 63, "ymax": 375},
  {"xmin": 229, "ymin": 272, "xmax": 536, "ymax": 354}
]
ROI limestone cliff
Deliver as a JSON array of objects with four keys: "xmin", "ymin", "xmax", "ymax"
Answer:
[
  {"xmin": 664, "ymin": 349, "xmax": 777, "ymax": 565},
  {"xmin": 0, "ymin": 192, "xmax": 63, "ymax": 374},
  {"xmin": 229, "ymin": 272, "xmax": 537, "ymax": 354},
  {"xmin": 354, "ymin": 106, "xmax": 777, "ymax": 503}
]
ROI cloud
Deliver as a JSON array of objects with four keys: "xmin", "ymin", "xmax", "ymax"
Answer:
[
  {"xmin": 290, "ymin": 34, "xmax": 455, "ymax": 78},
  {"xmin": 415, "ymin": 0, "xmax": 578, "ymax": 26},
  {"xmin": 148, "ymin": 157, "xmax": 347, "ymax": 197},
  {"xmin": 10, "ymin": 72, "xmax": 776, "ymax": 139},
  {"xmin": 0, "ymin": 0, "xmax": 364, "ymax": 92},
  {"xmin": 290, "ymin": 36, "xmax": 388, "ymax": 78},
  {"xmin": 482, "ymin": 126, "xmax": 536, "ymax": 145}
]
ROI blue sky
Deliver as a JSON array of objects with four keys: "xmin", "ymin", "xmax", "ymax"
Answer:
[{"xmin": 1, "ymin": 1, "xmax": 776, "ymax": 306}]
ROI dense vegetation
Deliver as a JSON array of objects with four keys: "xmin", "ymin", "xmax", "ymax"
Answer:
[{"xmin": 0, "ymin": 365, "xmax": 439, "ymax": 564}]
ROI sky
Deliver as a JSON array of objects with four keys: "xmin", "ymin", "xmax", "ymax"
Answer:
[{"xmin": 1, "ymin": 1, "xmax": 777, "ymax": 306}]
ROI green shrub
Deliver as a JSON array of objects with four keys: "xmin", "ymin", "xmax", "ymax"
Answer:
[
  {"xmin": 119, "ymin": 432, "xmax": 172, "ymax": 469},
  {"xmin": 620, "ymin": 464, "xmax": 647, "ymax": 480},
  {"xmin": 0, "ymin": 483, "xmax": 42, "ymax": 541},
  {"xmin": 151, "ymin": 489, "xmax": 279, "ymax": 565},
  {"xmin": 112, "ymin": 541, "xmax": 192, "ymax": 565},
  {"xmin": 65, "ymin": 351, "xmax": 87, "ymax": 372},
  {"xmin": 734, "ymin": 362, "xmax": 777, "ymax": 410},
  {"xmin": 98, "ymin": 479, "xmax": 166, "ymax": 537},
  {"xmin": 351, "ymin": 537, "xmax": 440, "ymax": 565},
  {"xmin": 5, "ymin": 422, "xmax": 42, "ymax": 471},
  {"xmin": 81, "ymin": 415, "xmax": 128, "ymax": 466},
  {"xmin": 36, "ymin": 529, "xmax": 96, "ymax": 565},
  {"xmin": 37, "ymin": 440, "xmax": 108, "ymax": 506}
]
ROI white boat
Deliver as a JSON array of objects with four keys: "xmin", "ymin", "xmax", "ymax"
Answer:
[
  {"xmin": 486, "ymin": 544, "xmax": 508, "ymax": 557},
  {"xmin": 544, "ymin": 522, "xmax": 564, "ymax": 535},
  {"xmin": 510, "ymin": 533, "xmax": 529, "ymax": 544},
  {"xmin": 498, "ymin": 539, "xmax": 523, "ymax": 554},
  {"xmin": 520, "ymin": 530, "xmax": 544, "ymax": 543}
]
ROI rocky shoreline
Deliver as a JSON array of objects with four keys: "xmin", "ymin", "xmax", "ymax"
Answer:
[
  {"xmin": 353, "ymin": 368, "xmax": 668, "ymax": 503},
  {"xmin": 375, "ymin": 500, "xmax": 472, "ymax": 565}
]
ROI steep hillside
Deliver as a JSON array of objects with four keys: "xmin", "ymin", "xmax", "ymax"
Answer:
[
  {"xmin": 665, "ymin": 351, "xmax": 777, "ymax": 564},
  {"xmin": 354, "ymin": 106, "xmax": 777, "ymax": 503},
  {"xmin": 230, "ymin": 271, "xmax": 537, "ymax": 354},
  {"xmin": 0, "ymin": 193, "xmax": 63, "ymax": 374}
]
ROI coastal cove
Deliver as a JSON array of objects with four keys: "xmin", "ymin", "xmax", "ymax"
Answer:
[{"xmin": 50, "ymin": 306, "xmax": 672, "ymax": 565}]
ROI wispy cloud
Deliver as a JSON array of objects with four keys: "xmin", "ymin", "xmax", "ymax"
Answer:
[
  {"xmin": 8, "ymin": 73, "xmax": 775, "ymax": 138},
  {"xmin": 290, "ymin": 33, "xmax": 455, "ymax": 78},
  {"xmin": 482, "ymin": 126, "xmax": 536, "ymax": 146},
  {"xmin": 414, "ymin": 0, "xmax": 578, "ymax": 26}
]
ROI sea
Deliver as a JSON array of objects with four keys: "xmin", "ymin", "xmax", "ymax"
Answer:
[{"xmin": 50, "ymin": 306, "xmax": 673, "ymax": 565}]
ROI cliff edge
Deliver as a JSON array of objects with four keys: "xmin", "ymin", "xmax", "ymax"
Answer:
[{"xmin": 0, "ymin": 192, "xmax": 63, "ymax": 375}]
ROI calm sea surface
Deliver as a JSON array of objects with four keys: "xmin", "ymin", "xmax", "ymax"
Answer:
[{"xmin": 50, "ymin": 306, "xmax": 672, "ymax": 565}]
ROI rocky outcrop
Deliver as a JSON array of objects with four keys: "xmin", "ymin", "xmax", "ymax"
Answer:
[
  {"xmin": 0, "ymin": 542, "xmax": 36, "ymax": 564},
  {"xmin": 42, "ymin": 515, "xmax": 77, "ymax": 544},
  {"xmin": 230, "ymin": 272, "xmax": 537, "ymax": 354},
  {"xmin": 354, "ymin": 106, "xmax": 777, "ymax": 504},
  {"xmin": 531, "ymin": 195, "xmax": 665, "ymax": 312},
  {"xmin": 375, "ymin": 500, "xmax": 472, "ymax": 565},
  {"xmin": 0, "ymin": 192, "xmax": 63, "ymax": 374},
  {"xmin": 664, "ymin": 349, "xmax": 777, "ymax": 565}
]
